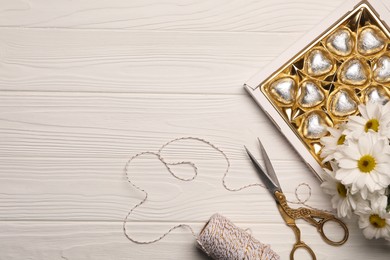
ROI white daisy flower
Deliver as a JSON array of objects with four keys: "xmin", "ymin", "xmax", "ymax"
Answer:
[
  {"xmin": 344, "ymin": 102, "xmax": 390, "ymax": 139},
  {"xmin": 320, "ymin": 124, "xmax": 347, "ymax": 162},
  {"xmin": 320, "ymin": 163, "xmax": 358, "ymax": 218},
  {"xmin": 336, "ymin": 132, "xmax": 390, "ymax": 198},
  {"xmin": 355, "ymin": 195, "xmax": 390, "ymax": 240}
]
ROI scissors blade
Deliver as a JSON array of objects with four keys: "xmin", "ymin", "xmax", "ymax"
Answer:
[
  {"xmin": 257, "ymin": 138, "xmax": 281, "ymax": 189},
  {"xmin": 244, "ymin": 146, "xmax": 281, "ymax": 200}
]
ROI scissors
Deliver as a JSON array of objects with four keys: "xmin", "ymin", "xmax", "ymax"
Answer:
[{"xmin": 245, "ymin": 138, "xmax": 349, "ymax": 260}]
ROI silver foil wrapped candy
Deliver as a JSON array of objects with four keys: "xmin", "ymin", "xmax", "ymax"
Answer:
[
  {"xmin": 298, "ymin": 81, "xmax": 325, "ymax": 108},
  {"xmin": 326, "ymin": 28, "xmax": 354, "ymax": 57},
  {"xmin": 329, "ymin": 88, "xmax": 358, "ymax": 117},
  {"xmin": 304, "ymin": 48, "xmax": 334, "ymax": 77},
  {"xmin": 339, "ymin": 58, "xmax": 370, "ymax": 86},
  {"xmin": 363, "ymin": 85, "xmax": 390, "ymax": 104},
  {"xmin": 302, "ymin": 111, "xmax": 330, "ymax": 140},
  {"xmin": 373, "ymin": 54, "xmax": 390, "ymax": 83},
  {"xmin": 269, "ymin": 77, "xmax": 297, "ymax": 105},
  {"xmin": 357, "ymin": 26, "xmax": 386, "ymax": 56}
]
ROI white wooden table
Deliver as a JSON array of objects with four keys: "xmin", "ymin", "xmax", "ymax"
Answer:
[{"xmin": 1, "ymin": 0, "xmax": 389, "ymax": 259}]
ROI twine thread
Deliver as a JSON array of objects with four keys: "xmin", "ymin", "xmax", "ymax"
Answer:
[
  {"xmin": 123, "ymin": 137, "xmax": 330, "ymax": 258},
  {"xmin": 198, "ymin": 213, "xmax": 280, "ymax": 260}
]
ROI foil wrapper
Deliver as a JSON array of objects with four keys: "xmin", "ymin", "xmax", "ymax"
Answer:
[
  {"xmin": 304, "ymin": 48, "xmax": 335, "ymax": 77},
  {"xmin": 298, "ymin": 81, "xmax": 325, "ymax": 108},
  {"xmin": 301, "ymin": 111, "xmax": 331, "ymax": 140},
  {"xmin": 326, "ymin": 27, "xmax": 354, "ymax": 57},
  {"xmin": 338, "ymin": 57, "xmax": 371, "ymax": 86},
  {"xmin": 363, "ymin": 85, "xmax": 390, "ymax": 104},
  {"xmin": 357, "ymin": 26, "xmax": 387, "ymax": 56},
  {"xmin": 328, "ymin": 88, "xmax": 359, "ymax": 117},
  {"xmin": 269, "ymin": 77, "xmax": 297, "ymax": 105},
  {"xmin": 373, "ymin": 54, "xmax": 390, "ymax": 83},
  {"xmin": 260, "ymin": 4, "xmax": 390, "ymax": 164}
]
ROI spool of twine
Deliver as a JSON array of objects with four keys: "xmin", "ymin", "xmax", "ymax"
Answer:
[
  {"xmin": 124, "ymin": 137, "xmax": 317, "ymax": 259},
  {"xmin": 197, "ymin": 214, "xmax": 280, "ymax": 260}
]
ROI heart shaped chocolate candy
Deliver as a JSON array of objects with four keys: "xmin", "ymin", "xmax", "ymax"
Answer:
[
  {"xmin": 364, "ymin": 86, "xmax": 390, "ymax": 105},
  {"xmin": 339, "ymin": 58, "xmax": 370, "ymax": 86},
  {"xmin": 373, "ymin": 55, "xmax": 390, "ymax": 83},
  {"xmin": 302, "ymin": 111, "xmax": 330, "ymax": 139},
  {"xmin": 326, "ymin": 28, "xmax": 354, "ymax": 56},
  {"xmin": 269, "ymin": 77, "xmax": 297, "ymax": 105},
  {"xmin": 304, "ymin": 48, "xmax": 334, "ymax": 77},
  {"xmin": 329, "ymin": 89, "xmax": 358, "ymax": 117},
  {"xmin": 357, "ymin": 26, "xmax": 386, "ymax": 56},
  {"xmin": 298, "ymin": 81, "xmax": 324, "ymax": 108}
]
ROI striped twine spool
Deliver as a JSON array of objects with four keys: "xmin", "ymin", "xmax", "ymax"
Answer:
[
  {"xmin": 124, "ymin": 137, "xmax": 325, "ymax": 259},
  {"xmin": 198, "ymin": 213, "xmax": 280, "ymax": 260}
]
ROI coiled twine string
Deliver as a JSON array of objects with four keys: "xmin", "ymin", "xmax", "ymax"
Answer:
[
  {"xmin": 123, "ymin": 137, "xmax": 323, "ymax": 259},
  {"xmin": 198, "ymin": 213, "xmax": 280, "ymax": 260}
]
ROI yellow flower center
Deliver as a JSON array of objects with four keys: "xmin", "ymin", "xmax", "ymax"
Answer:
[
  {"xmin": 337, "ymin": 134, "xmax": 346, "ymax": 145},
  {"xmin": 365, "ymin": 119, "xmax": 379, "ymax": 132},
  {"xmin": 357, "ymin": 155, "xmax": 376, "ymax": 173},
  {"xmin": 369, "ymin": 214, "xmax": 386, "ymax": 228},
  {"xmin": 337, "ymin": 183, "xmax": 347, "ymax": 197}
]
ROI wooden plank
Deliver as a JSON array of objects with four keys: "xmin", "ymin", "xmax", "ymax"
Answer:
[
  {"xmin": 0, "ymin": 28, "xmax": 300, "ymax": 94},
  {"xmin": 0, "ymin": 221, "xmax": 388, "ymax": 260},
  {"xmin": 0, "ymin": 92, "xmax": 315, "ymax": 161},
  {"xmin": 1, "ymin": 0, "xmax": 389, "ymax": 259},
  {"xmin": 0, "ymin": 0, "xmax": 344, "ymax": 32},
  {"xmin": 0, "ymin": 92, "xmax": 326, "ymax": 221},
  {"xmin": 0, "ymin": 156, "xmax": 323, "ymax": 221},
  {"xmin": 0, "ymin": 92, "xmax": 324, "ymax": 222}
]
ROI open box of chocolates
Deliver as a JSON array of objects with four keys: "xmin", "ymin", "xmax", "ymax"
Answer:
[{"xmin": 244, "ymin": 0, "xmax": 390, "ymax": 180}]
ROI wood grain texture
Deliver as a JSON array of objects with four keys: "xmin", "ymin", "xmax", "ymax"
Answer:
[
  {"xmin": 0, "ymin": 221, "xmax": 388, "ymax": 260},
  {"xmin": 1, "ymin": 92, "xmax": 389, "ymax": 258},
  {"xmin": 0, "ymin": 29, "xmax": 300, "ymax": 94},
  {"xmin": 0, "ymin": 92, "xmax": 324, "ymax": 221},
  {"xmin": 1, "ymin": 0, "xmax": 390, "ymax": 259},
  {"xmin": 0, "ymin": 92, "xmax": 311, "ymax": 160},
  {"xmin": 0, "ymin": 156, "xmax": 323, "ymax": 221},
  {"xmin": 0, "ymin": 0, "xmax": 344, "ymax": 32}
]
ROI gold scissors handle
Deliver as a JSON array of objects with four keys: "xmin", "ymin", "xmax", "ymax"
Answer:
[
  {"xmin": 311, "ymin": 210, "xmax": 349, "ymax": 245},
  {"xmin": 290, "ymin": 241, "xmax": 316, "ymax": 260},
  {"xmin": 277, "ymin": 203, "xmax": 317, "ymax": 260},
  {"xmin": 275, "ymin": 191, "xmax": 349, "ymax": 259},
  {"xmin": 244, "ymin": 139, "xmax": 348, "ymax": 259}
]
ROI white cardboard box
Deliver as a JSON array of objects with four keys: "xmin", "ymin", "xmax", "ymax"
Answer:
[{"xmin": 244, "ymin": 0, "xmax": 390, "ymax": 180}]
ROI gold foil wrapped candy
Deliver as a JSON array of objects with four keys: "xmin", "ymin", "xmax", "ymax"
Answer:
[{"xmin": 259, "ymin": 4, "xmax": 390, "ymax": 164}]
